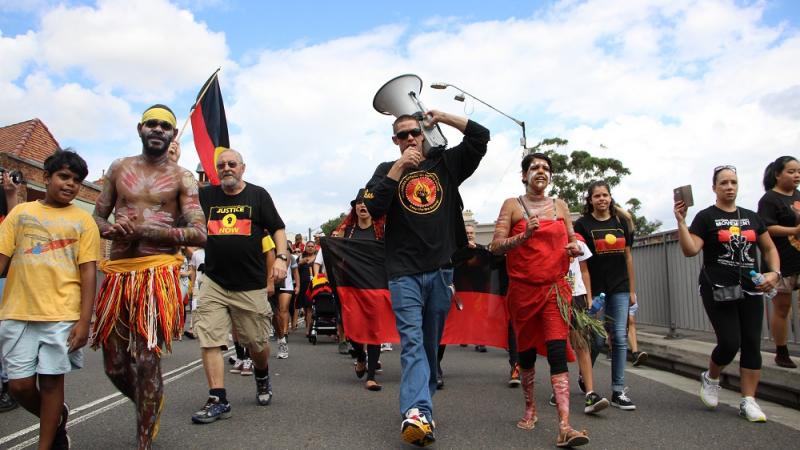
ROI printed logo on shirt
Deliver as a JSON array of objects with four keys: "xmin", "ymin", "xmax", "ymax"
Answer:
[
  {"xmin": 716, "ymin": 222, "xmax": 756, "ymax": 268},
  {"xmin": 398, "ymin": 171, "xmax": 442, "ymax": 214},
  {"xmin": 590, "ymin": 228, "xmax": 626, "ymax": 254},
  {"xmin": 207, "ymin": 205, "xmax": 252, "ymax": 236}
]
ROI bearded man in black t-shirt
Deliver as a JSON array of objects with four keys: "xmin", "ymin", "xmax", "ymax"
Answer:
[
  {"xmin": 364, "ymin": 110, "xmax": 489, "ymax": 447},
  {"xmin": 191, "ymin": 148, "xmax": 288, "ymax": 424}
]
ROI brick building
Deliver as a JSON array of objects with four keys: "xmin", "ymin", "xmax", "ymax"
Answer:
[{"xmin": 0, "ymin": 118, "xmax": 102, "ymax": 211}]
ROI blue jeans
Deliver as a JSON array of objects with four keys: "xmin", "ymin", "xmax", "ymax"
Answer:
[
  {"xmin": 0, "ymin": 278, "xmax": 6, "ymax": 384},
  {"xmin": 389, "ymin": 268, "xmax": 454, "ymax": 419},
  {"xmin": 605, "ymin": 292, "xmax": 630, "ymax": 392}
]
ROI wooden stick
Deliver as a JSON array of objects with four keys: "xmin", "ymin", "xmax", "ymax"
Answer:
[{"xmin": 175, "ymin": 67, "xmax": 221, "ymax": 143}]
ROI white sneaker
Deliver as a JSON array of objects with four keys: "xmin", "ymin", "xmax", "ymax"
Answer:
[
  {"xmin": 699, "ymin": 371, "xmax": 721, "ymax": 409},
  {"xmin": 739, "ymin": 397, "xmax": 766, "ymax": 422},
  {"xmin": 381, "ymin": 343, "xmax": 393, "ymax": 352},
  {"xmin": 229, "ymin": 359, "xmax": 243, "ymax": 374},
  {"xmin": 241, "ymin": 358, "xmax": 254, "ymax": 376},
  {"xmin": 277, "ymin": 337, "xmax": 289, "ymax": 359}
]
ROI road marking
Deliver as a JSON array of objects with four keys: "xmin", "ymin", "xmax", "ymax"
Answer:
[{"xmin": 1, "ymin": 351, "xmax": 232, "ymax": 449}]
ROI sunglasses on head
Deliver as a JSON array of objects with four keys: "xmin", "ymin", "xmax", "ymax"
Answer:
[
  {"xmin": 713, "ymin": 165, "xmax": 736, "ymax": 174},
  {"xmin": 144, "ymin": 119, "xmax": 174, "ymax": 131},
  {"xmin": 216, "ymin": 160, "xmax": 239, "ymax": 170},
  {"xmin": 395, "ymin": 128, "xmax": 422, "ymax": 140}
]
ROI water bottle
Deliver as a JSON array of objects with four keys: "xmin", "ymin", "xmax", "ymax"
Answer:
[
  {"xmin": 749, "ymin": 270, "xmax": 777, "ymax": 301},
  {"xmin": 588, "ymin": 293, "xmax": 606, "ymax": 314}
]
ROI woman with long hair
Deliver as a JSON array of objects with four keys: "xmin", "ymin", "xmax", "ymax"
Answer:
[
  {"xmin": 296, "ymin": 241, "xmax": 316, "ymax": 337},
  {"xmin": 573, "ymin": 180, "xmax": 637, "ymax": 411},
  {"xmin": 675, "ymin": 165, "xmax": 779, "ymax": 422},
  {"xmin": 490, "ymin": 153, "xmax": 588, "ymax": 448},
  {"xmin": 758, "ymin": 156, "xmax": 800, "ymax": 368}
]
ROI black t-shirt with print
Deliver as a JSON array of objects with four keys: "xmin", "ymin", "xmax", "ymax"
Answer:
[
  {"xmin": 689, "ymin": 206, "xmax": 766, "ymax": 290},
  {"xmin": 364, "ymin": 120, "xmax": 490, "ymax": 278},
  {"xmin": 758, "ymin": 190, "xmax": 800, "ymax": 276},
  {"xmin": 200, "ymin": 183, "xmax": 285, "ymax": 291},
  {"xmin": 574, "ymin": 214, "xmax": 633, "ymax": 294}
]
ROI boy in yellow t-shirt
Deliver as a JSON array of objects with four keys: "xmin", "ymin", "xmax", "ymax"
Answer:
[{"xmin": 0, "ymin": 150, "xmax": 100, "ymax": 448}]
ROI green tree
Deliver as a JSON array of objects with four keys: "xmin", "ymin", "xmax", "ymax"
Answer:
[
  {"xmin": 625, "ymin": 198, "xmax": 662, "ymax": 237},
  {"xmin": 529, "ymin": 138, "xmax": 661, "ymax": 235},
  {"xmin": 320, "ymin": 213, "xmax": 346, "ymax": 236}
]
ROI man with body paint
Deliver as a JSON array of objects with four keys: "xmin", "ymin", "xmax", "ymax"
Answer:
[{"xmin": 91, "ymin": 104, "xmax": 207, "ymax": 449}]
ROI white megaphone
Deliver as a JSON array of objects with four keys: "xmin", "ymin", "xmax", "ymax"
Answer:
[{"xmin": 373, "ymin": 74, "xmax": 447, "ymax": 156}]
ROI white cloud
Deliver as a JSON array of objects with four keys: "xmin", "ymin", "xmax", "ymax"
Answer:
[
  {"xmin": 37, "ymin": 0, "xmax": 231, "ymax": 102},
  {"xmin": 0, "ymin": 30, "xmax": 36, "ymax": 82}
]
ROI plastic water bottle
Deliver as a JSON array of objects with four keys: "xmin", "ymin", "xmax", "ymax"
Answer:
[
  {"xmin": 588, "ymin": 293, "xmax": 606, "ymax": 315},
  {"xmin": 749, "ymin": 270, "xmax": 777, "ymax": 301}
]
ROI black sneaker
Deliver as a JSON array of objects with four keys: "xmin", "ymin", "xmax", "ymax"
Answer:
[
  {"xmin": 611, "ymin": 388, "xmax": 636, "ymax": 410},
  {"xmin": 256, "ymin": 376, "xmax": 273, "ymax": 405},
  {"xmin": 0, "ymin": 391, "xmax": 18, "ymax": 412},
  {"xmin": 475, "ymin": 345, "xmax": 487, "ymax": 353},
  {"xmin": 632, "ymin": 351, "xmax": 648, "ymax": 367},
  {"xmin": 52, "ymin": 403, "xmax": 70, "ymax": 449},
  {"xmin": 227, "ymin": 356, "xmax": 237, "ymax": 365},
  {"xmin": 577, "ymin": 375, "xmax": 586, "ymax": 394},
  {"xmin": 584, "ymin": 391, "xmax": 609, "ymax": 414},
  {"xmin": 191, "ymin": 397, "xmax": 232, "ymax": 424}
]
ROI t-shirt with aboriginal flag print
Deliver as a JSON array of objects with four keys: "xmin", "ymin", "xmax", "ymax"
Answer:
[
  {"xmin": 574, "ymin": 214, "xmax": 633, "ymax": 295},
  {"xmin": 758, "ymin": 190, "xmax": 800, "ymax": 277},
  {"xmin": 200, "ymin": 183, "xmax": 285, "ymax": 291},
  {"xmin": 689, "ymin": 206, "xmax": 766, "ymax": 290}
]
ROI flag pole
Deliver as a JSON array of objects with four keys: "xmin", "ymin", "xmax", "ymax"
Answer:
[{"xmin": 175, "ymin": 67, "xmax": 221, "ymax": 143}]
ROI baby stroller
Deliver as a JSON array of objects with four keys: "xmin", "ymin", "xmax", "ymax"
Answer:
[{"xmin": 307, "ymin": 274, "xmax": 338, "ymax": 345}]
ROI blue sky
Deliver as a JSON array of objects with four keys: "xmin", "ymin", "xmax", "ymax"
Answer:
[{"xmin": 1, "ymin": 0, "xmax": 799, "ymax": 234}]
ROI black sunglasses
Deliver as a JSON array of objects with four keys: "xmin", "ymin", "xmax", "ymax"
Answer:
[
  {"xmin": 395, "ymin": 128, "xmax": 422, "ymax": 140},
  {"xmin": 713, "ymin": 165, "xmax": 736, "ymax": 174},
  {"xmin": 216, "ymin": 161, "xmax": 239, "ymax": 170}
]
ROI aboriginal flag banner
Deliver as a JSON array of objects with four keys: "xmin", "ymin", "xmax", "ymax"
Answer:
[
  {"xmin": 190, "ymin": 70, "xmax": 229, "ymax": 186},
  {"xmin": 321, "ymin": 238, "xmax": 510, "ymax": 348},
  {"xmin": 321, "ymin": 237, "xmax": 399, "ymax": 345}
]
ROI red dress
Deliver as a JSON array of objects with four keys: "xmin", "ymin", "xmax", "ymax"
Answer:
[{"xmin": 506, "ymin": 217, "xmax": 574, "ymax": 359}]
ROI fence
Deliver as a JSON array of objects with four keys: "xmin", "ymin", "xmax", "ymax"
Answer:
[{"xmin": 631, "ymin": 230, "xmax": 799, "ymax": 344}]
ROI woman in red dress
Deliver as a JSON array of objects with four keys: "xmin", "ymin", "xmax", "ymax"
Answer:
[{"xmin": 490, "ymin": 152, "xmax": 588, "ymax": 448}]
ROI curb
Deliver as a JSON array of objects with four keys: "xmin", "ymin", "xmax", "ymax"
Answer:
[{"xmin": 636, "ymin": 331, "xmax": 800, "ymax": 410}]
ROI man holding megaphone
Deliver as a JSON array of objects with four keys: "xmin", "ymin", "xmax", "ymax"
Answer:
[{"xmin": 363, "ymin": 109, "xmax": 490, "ymax": 447}]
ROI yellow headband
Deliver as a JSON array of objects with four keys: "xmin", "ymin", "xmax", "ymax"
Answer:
[{"xmin": 141, "ymin": 107, "xmax": 177, "ymax": 128}]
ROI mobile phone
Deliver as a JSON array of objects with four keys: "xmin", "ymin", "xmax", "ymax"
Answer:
[{"xmin": 673, "ymin": 185, "xmax": 693, "ymax": 207}]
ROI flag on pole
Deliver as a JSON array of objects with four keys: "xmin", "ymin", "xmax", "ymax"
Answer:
[
  {"xmin": 321, "ymin": 238, "xmax": 510, "ymax": 347},
  {"xmin": 190, "ymin": 69, "xmax": 229, "ymax": 185}
]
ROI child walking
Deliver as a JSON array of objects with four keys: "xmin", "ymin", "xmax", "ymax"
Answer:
[{"xmin": 0, "ymin": 150, "xmax": 100, "ymax": 449}]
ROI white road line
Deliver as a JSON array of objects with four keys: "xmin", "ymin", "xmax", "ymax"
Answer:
[{"xmin": 1, "ymin": 351, "xmax": 232, "ymax": 449}]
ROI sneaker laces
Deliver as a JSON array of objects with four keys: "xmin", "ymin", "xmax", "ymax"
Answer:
[{"xmin": 617, "ymin": 387, "xmax": 632, "ymax": 402}]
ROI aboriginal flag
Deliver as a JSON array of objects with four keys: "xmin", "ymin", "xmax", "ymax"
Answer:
[
  {"xmin": 191, "ymin": 70, "xmax": 229, "ymax": 186},
  {"xmin": 321, "ymin": 238, "xmax": 510, "ymax": 348}
]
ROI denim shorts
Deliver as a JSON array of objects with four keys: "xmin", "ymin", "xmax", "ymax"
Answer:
[{"xmin": 0, "ymin": 320, "xmax": 84, "ymax": 379}]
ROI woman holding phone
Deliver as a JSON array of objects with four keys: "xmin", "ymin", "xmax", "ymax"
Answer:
[{"xmin": 674, "ymin": 165, "xmax": 779, "ymax": 422}]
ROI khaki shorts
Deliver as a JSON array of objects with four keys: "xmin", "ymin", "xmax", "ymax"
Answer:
[
  {"xmin": 776, "ymin": 274, "xmax": 800, "ymax": 294},
  {"xmin": 193, "ymin": 277, "xmax": 273, "ymax": 352}
]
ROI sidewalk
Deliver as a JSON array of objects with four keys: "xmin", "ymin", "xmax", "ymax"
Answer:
[{"xmin": 635, "ymin": 324, "xmax": 800, "ymax": 410}]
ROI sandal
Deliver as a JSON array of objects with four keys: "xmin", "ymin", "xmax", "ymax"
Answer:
[
  {"xmin": 365, "ymin": 380, "xmax": 382, "ymax": 391},
  {"xmin": 556, "ymin": 427, "xmax": 589, "ymax": 447},
  {"xmin": 355, "ymin": 361, "xmax": 366, "ymax": 379},
  {"xmin": 516, "ymin": 416, "xmax": 538, "ymax": 430}
]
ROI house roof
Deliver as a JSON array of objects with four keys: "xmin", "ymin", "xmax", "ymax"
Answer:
[{"xmin": 0, "ymin": 118, "xmax": 60, "ymax": 163}]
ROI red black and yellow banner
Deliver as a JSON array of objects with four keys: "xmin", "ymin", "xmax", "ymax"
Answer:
[
  {"xmin": 191, "ymin": 70, "xmax": 229, "ymax": 186},
  {"xmin": 321, "ymin": 238, "xmax": 510, "ymax": 347}
]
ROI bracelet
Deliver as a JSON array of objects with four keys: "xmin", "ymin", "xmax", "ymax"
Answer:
[{"xmin": 771, "ymin": 271, "xmax": 783, "ymax": 279}]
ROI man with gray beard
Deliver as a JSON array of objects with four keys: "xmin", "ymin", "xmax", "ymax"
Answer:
[{"xmin": 191, "ymin": 148, "xmax": 288, "ymax": 424}]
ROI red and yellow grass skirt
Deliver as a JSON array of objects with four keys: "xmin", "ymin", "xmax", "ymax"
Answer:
[{"xmin": 91, "ymin": 254, "xmax": 183, "ymax": 356}]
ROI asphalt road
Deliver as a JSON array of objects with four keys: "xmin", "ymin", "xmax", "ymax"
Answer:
[{"xmin": 1, "ymin": 330, "xmax": 799, "ymax": 449}]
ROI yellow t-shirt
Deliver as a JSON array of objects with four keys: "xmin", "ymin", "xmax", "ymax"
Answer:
[{"xmin": 0, "ymin": 201, "xmax": 100, "ymax": 321}]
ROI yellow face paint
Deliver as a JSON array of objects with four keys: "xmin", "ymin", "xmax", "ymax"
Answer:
[{"xmin": 141, "ymin": 107, "xmax": 177, "ymax": 128}]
